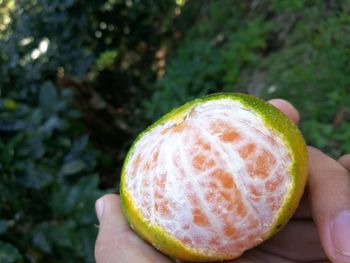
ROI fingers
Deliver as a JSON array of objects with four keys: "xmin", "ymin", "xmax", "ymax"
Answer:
[
  {"xmin": 94, "ymin": 194, "xmax": 171, "ymax": 263},
  {"xmin": 307, "ymin": 147, "xmax": 350, "ymax": 262},
  {"xmin": 268, "ymin": 99, "xmax": 300, "ymax": 124},
  {"xmin": 259, "ymin": 220, "xmax": 326, "ymax": 262},
  {"xmin": 338, "ymin": 154, "xmax": 350, "ymax": 172}
]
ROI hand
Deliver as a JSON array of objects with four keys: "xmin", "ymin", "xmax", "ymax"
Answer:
[{"xmin": 94, "ymin": 99, "xmax": 350, "ymax": 263}]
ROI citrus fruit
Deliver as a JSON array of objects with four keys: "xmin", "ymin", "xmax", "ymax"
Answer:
[{"xmin": 120, "ymin": 93, "xmax": 308, "ymax": 262}]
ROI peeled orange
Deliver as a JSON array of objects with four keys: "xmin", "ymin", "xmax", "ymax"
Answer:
[{"xmin": 120, "ymin": 93, "xmax": 308, "ymax": 262}]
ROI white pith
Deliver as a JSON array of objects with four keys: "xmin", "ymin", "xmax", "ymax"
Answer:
[{"xmin": 126, "ymin": 99, "xmax": 292, "ymax": 256}]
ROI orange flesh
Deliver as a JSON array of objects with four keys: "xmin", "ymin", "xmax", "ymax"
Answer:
[{"xmin": 126, "ymin": 100, "xmax": 292, "ymax": 256}]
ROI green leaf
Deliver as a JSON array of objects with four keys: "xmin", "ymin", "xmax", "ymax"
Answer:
[
  {"xmin": 39, "ymin": 82, "xmax": 58, "ymax": 115},
  {"xmin": 50, "ymin": 222, "xmax": 73, "ymax": 248},
  {"xmin": 0, "ymin": 241, "xmax": 22, "ymax": 263},
  {"xmin": 0, "ymin": 220, "xmax": 8, "ymax": 235},
  {"xmin": 96, "ymin": 50, "xmax": 118, "ymax": 71},
  {"xmin": 32, "ymin": 224, "xmax": 52, "ymax": 253},
  {"xmin": 61, "ymin": 160, "xmax": 86, "ymax": 176},
  {"xmin": 3, "ymin": 99, "xmax": 18, "ymax": 110},
  {"xmin": 75, "ymin": 227, "xmax": 97, "ymax": 263}
]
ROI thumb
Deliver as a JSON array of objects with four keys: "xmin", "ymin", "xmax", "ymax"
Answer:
[
  {"xmin": 94, "ymin": 194, "xmax": 171, "ymax": 263},
  {"xmin": 95, "ymin": 194, "xmax": 129, "ymax": 233},
  {"xmin": 307, "ymin": 147, "xmax": 350, "ymax": 262},
  {"xmin": 94, "ymin": 194, "xmax": 130, "ymax": 263}
]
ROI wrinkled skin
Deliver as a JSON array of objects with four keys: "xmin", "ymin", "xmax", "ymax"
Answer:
[{"xmin": 95, "ymin": 99, "xmax": 350, "ymax": 263}]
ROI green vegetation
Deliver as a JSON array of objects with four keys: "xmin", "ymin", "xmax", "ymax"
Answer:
[{"xmin": 0, "ymin": 0, "xmax": 349, "ymax": 262}]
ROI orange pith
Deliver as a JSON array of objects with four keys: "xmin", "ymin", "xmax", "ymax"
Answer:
[{"xmin": 121, "ymin": 94, "xmax": 308, "ymax": 262}]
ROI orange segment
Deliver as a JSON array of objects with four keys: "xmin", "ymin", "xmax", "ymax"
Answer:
[
  {"xmin": 187, "ymin": 190, "xmax": 200, "ymax": 206},
  {"xmin": 192, "ymin": 208, "xmax": 210, "ymax": 227},
  {"xmin": 220, "ymin": 128, "xmax": 241, "ymax": 142},
  {"xmin": 173, "ymin": 122, "xmax": 188, "ymax": 133},
  {"xmin": 192, "ymin": 154, "xmax": 215, "ymax": 170},
  {"xmin": 158, "ymin": 201, "xmax": 171, "ymax": 218},
  {"xmin": 152, "ymin": 149, "xmax": 160, "ymax": 162},
  {"xmin": 195, "ymin": 137, "xmax": 211, "ymax": 151},
  {"xmin": 234, "ymin": 199, "xmax": 247, "ymax": 217},
  {"xmin": 223, "ymin": 225, "xmax": 238, "ymax": 238},
  {"xmin": 160, "ymin": 126, "xmax": 172, "ymax": 135},
  {"xmin": 209, "ymin": 237, "xmax": 220, "ymax": 246},
  {"xmin": 266, "ymin": 173, "xmax": 283, "ymax": 192},
  {"xmin": 210, "ymin": 169, "xmax": 235, "ymax": 189},
  {"xmin": 143, "ymin": 161, "xmax": 152, "ymax": 172},
  {"xmin": 130, "ymin": 153, "xmax": 141, "ymax": 177},
  {"xmin": 238, "ymin": 143, "xmax": 256, "ymax": 159},
  {"xmin": 248, "ymin": 185, "xmax": 262, "ymax": 201},
  {"xmin": 247, "ymin": 149, "xmax": 276, "ymax": 178}
]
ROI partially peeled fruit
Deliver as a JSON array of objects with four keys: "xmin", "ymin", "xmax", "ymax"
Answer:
[{"xmin": 120, "ymin": 93, "xmax": 308, "ymax": 262}]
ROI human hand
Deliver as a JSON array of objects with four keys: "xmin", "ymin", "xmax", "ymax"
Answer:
[{"xmin": 94, "ymin": 99, "xmax": 350, "ymax": 263}]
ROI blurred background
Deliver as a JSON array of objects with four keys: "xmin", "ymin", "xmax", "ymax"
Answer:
[{"xmin": 0, "ymin": 0, "xmax": 349, "ymax": 262}]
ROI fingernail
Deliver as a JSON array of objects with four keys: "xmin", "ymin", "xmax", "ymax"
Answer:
[
  {"xmin": 95, "ymin": 198, "xmax": 105, "ymax": 222},
  {"xmin": 331, "ymin": 210, "xmax": 350, "ymax": 257}
]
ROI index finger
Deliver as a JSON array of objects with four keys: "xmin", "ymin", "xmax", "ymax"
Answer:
[{"xmin": 268, "ymin": 99, "xmax": 300, "ymax": 124}]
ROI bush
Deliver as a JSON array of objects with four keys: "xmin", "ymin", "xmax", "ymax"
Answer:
[
  {"xmin": 145, "ymin": 0, "xmax": 350, "ymax": 157},
  {"xmin": 0, "ymin": 0, "xmax": 179, "ymax": 261},
  {"xmin": 0, "ymin": 86, "xmax": 107, "ymax": 262},
  {"xmin": 260, "ymin": 1, "xmax": 350, "ymax": 157}
]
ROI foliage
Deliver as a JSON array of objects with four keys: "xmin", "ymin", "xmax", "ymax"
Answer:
[
  {"xmin": 0, "ymin": 0, "xmax": 179, "ymax": 261},
  {"xmin": 144, "ymin": 1, "xmax": 275, "ymax": 120},
  {"xmin": 260, "ymin": 2, "xmax": 350, "ymax": 157},
  {"xmin": 0, "ymin": 86, "xmax": 108, "ymax": 262},
  {"xmin": 145, "ymin": 0, "xmax": 350, "ymax": 157},
  {"xmin": 0, "ymin": 0, "xmax": 15, "ymax": 34}
]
